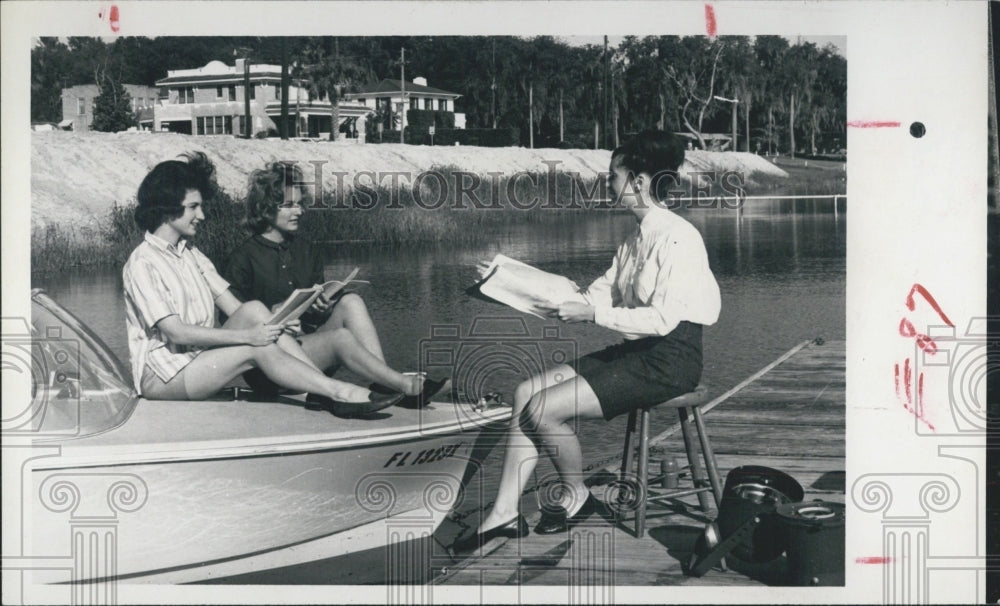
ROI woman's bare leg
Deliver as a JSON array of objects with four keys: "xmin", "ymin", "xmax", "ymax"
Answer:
[
  {"xmin": 323, "ymin": 293, "xmax": 385, "ymax": 361},
  {"xmin": 476, "ymin": 364, "xmax": 577, "ymax": 532},
  {"xmin": 526, "ymin": 376, "xmax": 604, "ymax": 514},
  {"xmin": 298, "ymin": 328, "xmax": 422, "ymax": 395},
  {"xmin": 142, "ymin": 343, "xmax": 372, "ymax": 402},
  {"xmin": 225, "ymin": 301, "xmax": 323, "ymax": 372}
]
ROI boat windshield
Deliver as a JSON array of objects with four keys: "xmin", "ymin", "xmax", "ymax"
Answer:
[{"xmin": 26, "ymin": 290, "xmax": 136, "ymax": 439}]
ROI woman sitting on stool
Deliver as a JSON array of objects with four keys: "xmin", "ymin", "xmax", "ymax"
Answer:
[{"xmin": 453, "ymin": 131, "xmax": 721, "ymax": 553}]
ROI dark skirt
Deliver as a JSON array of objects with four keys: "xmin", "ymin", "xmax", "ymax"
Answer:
[{"xmin": 576, "ymin": 321, "xmax": 703, "ymax": 421}]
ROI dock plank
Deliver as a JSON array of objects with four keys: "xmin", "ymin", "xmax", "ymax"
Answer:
[{"xmin": 436, "ymin": 340, "xmax": 845, "ymax": 588}]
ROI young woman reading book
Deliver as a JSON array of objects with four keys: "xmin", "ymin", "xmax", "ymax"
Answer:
[
  {"xmin": 453, "ymin": 131, "xmax": 721, "ymax": 552},
  {"xmin": 224, "ymin": 161, "xmax": 446, "ymax": 404},
  {"xmin": 121, "ymin": 153, "xmax": 407, "ymax": 418}
]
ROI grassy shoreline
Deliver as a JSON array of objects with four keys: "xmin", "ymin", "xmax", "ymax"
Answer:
[{"xmin": 30, "ymin": 162, "xmax": 845, "ymax": 275}]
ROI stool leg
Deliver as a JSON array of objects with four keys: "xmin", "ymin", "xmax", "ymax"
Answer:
[
  {"xmin": 636, "ymin": 408, "xmax": 651, "ymax": 538},
  {"xmin": 678, "ymin": 407, "xmax": 713, "ymax": 515},
  {"xmin": 621, "ymin": 410, "xmax": 637, "ymax": 480},
  {"xmin": 693, "ymin": 406, "xmax": 724, "ymax": 508}
]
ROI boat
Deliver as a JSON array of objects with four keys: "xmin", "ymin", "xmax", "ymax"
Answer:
[{"xmin": 18, "ymin": 290, "xmax": 512, "ymax": 585}]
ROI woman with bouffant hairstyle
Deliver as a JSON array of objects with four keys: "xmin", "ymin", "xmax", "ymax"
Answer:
[
  {"xmin": 121, "ymin": 153, "xmax": 405, "ymax": 418},
  {"xmin": 225, "ymin": 161, "xmax": 446, "ymax": 405}
]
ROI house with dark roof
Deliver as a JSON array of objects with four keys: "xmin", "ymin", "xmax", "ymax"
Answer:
[
  {"xmin": 343, "ymin": 78, "xmax": 465, "ymax": 133},
  {"xmin": 153, "ymin": 60, "xmax": 372, "ymax": 139}
]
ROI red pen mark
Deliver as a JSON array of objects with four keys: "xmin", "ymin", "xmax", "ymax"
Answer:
[
  {"xmin": 905, "ymin": 283, "xmax": 954, "ymax": 327},
  {"xmin": 894, "ymin": 283, "xmax": 949, "ymax": 432},
  {"xmin": 704, "ymin": 4, "xmax": 717, "ymax": 39},
  {"xmin": 856, "ymin": 556, "xmax": 893, "ymax": 565},
  {"xmin": 903, "ymin": 358, "xmax": 912, "ymax": 403},
  {"xmin": 109, "ymin": 5, "xmax": 120, "ymax": 33},
  {"xmin": 847, "ymin": 121, "xmax": 901, "ymax": 128},
  {"xmin": 917, "ymin": 373, "xmax": 924, "ymax": 418}
]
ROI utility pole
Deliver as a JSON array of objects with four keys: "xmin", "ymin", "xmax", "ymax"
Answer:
[
  {"xmin": 602, "ymin": 35, "xmax": 609, "ymax": 149},
  {"xmin": 241, "ymin": 49, "xmax": 252, "ymax": 138},
  {"xmin": 529, "ymin": 82, "xmax": 534, "ymax": 149},
  {"xmin": 491, "ymin": 38, "xmax": 497, "ymax": 129},
  {"xmin": 400, "ymin": 47, "xmax": 406, "ymax": 144}
]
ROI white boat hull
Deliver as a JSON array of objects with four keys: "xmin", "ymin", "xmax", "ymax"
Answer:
[{"xmin": 28, "ymin": 397, "xmax": 509, "ymax": 585}]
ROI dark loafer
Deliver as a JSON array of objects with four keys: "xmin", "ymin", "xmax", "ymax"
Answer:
[
  {"xmin": 397, "ymin": 377, "xmax": 451, "ymax": 409},
  {"xmin": 449, "ymin": 514, "xmax": 529, "ymax": 556},
  {"xmin": 534, "ymin": 494, "xmax": 600, "ymax": 535},
  {"xmin": 307, "ymin": 392, "xmax": 404, "ymax": 418}
]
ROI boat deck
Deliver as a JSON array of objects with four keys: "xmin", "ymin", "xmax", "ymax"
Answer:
[{"xmin": 432, "ymin": 338, "xmax": 845, "ymax": 588}]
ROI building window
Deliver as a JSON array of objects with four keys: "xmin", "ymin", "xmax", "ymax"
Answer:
[
  {"xmin": 197, "ymin": 115, "xmax": 232, "ymax": 135},
  {"xmin": 178, "ymin": 87, "xmax": 194, "ymax": 104},
  {"xmin": 239, "ymin": 115, "xmax": 247, "ymax": 135},
  {"xmin": 438, "ymin": 99, "xmax": 446, "ymax": 111},
  {"xmin": 249, "ymin": 85, "xmax": 255, "ymax": 101},
  {"xmin": 358, "ymin": 97, "xmax": 366, "ymax": 105},
  {"xmin": 228, "ymin": 85, "xmax": 236, "ymax": 101},
  {"xmin": 217, "ymin": 86, "xmax": 224, "ymax": 99},
  {"xmin": 423, "ymin": 98, "xmax": 431, "ymax": 110},
  {"xmin": 409, "ymin": 97, "xmax": 418, "ymax": 110},
  {"xmin": 77, "ymin": 98, "xmax": 85, "ymax": 115},
  {"xmin": 275, "ymin": 85, "xmax": 281, "ymax": 101}
]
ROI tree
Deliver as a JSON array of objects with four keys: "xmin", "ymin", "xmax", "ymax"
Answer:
[
  {"xmin": 754, "ymin": 36, "xmax": 790, "ymax": 154},
  {"xmin": 91, "ymin": 76, "xmax": 135, "ymax": 132},
  {"xmin": 299, "ymin": 38, "xmax": 366, "ymax": 141},
  {"xmin": 662, "ymin": 37, "xmax": 726, "ymax": 149},
  {"xmin": 31, "ymin": 38, "xmax": 70, "ymax": 123}
]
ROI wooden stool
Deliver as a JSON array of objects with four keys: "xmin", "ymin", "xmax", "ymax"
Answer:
[{"xmin": 618, "ymin": 384, "xmax": 724, "ymax": 538}]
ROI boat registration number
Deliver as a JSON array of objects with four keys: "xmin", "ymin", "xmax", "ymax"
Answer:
[{"xmin": 383, "ymin": 442, "xmax": 465, "ymax": 467}]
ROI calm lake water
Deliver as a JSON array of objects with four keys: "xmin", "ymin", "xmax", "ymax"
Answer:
[
  {"xmin": 32, "ymin": 201, "xmax": 845, "ymax": 581},
  {"xmin": 34, "ymin": 200, "xmax": 845, "ymax": 399}
]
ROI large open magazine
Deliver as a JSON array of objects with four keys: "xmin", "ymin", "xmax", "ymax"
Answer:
[
  {"xmin": 471, "ymin": 254, "xmax": 586, "ymax": 318},
  {"xmin": 267, "ymin": 267, "xmax": 368, "ymax": 324}
]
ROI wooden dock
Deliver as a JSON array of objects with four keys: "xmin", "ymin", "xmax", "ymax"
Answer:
[{"xmin": 433, "ymin": 339, "xmax": 845, "ymax": 588}]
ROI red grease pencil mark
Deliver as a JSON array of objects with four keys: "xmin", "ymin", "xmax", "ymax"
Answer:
[
  {"xmin": 905, "ymin": 283, "xmax": 954, "ymax": 327},
  {"xmin": 904, "ymin": 359, "xmax": 912, "ymax": 403},
  {"xmin": 847, "ymin": 121, "xmax": 901, "ymax": 128},
  {"xmin": 705, "ymin": 5, "xmax": 717, "ymax": 39},
  {"xmin": 856, "ymin": 556, "xmax": 893, "ymax": 565},
  {"xmin": 917, "ymin": 372, "xmax": 924, "ymax": 417},
  {"xmin": 109, "ymin": 5, "xmax": 120, "ymax": 33}
]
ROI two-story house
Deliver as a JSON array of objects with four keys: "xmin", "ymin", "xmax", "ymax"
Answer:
[
  {"xmin": 153, "ymin": 59, "xmax": 372, "ymax": 138},
  {"xmin": 343, "ymin": 78, "xmax": 465, "ymax": 133},
  {"xmin": 60, "ymin": 83, "xmax": 160, "ymax": 131}
]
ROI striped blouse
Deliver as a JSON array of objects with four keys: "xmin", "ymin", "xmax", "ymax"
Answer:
[{"xmin": 122, "ymin": 232, "xmax": 230, "ymax": 394}]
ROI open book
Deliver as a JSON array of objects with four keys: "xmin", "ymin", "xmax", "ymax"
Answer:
[
  {"xmin": 471, "ymin": 254, "xmax": 586, "ymax": 318},
  {"xmin": 266, "ymin": 267, "xmax": 369, "ymax": 324}
]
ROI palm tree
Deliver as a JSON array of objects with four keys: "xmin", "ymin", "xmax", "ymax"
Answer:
[{"xmin": 300, "ymin": 38, "xmax": 365, "ymax": 141}]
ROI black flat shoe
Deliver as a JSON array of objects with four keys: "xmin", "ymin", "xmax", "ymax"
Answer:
[
  {"xmin": 534, "ymin": 494, "xmax": 600, "ymax": 535},
  {"xmin": 449, "ymin": 514, "xmax": 529, "ymax": 556},
  {"xmin": 306, "ymin": 392, "xmax": 404, "ymax": 418},
  {"xmin": 397, "ymin": 377, "xmax": 451, "ymax": 409}
]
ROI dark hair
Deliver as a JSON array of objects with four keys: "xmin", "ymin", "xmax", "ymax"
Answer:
[
  {"xmin": 135, "ymin": 152, "xmax": 217, "ymax": 232},
  {"xmin": 245, "ymin": 162, "xmax": 305, "ymax": 235},
  {"xmin": 611, "ymin": 130, "xmax": 686, "ymax": 189}
]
